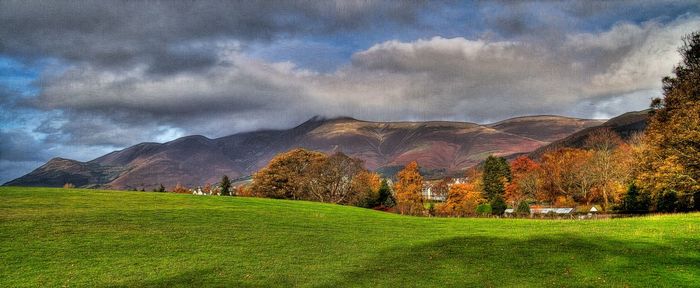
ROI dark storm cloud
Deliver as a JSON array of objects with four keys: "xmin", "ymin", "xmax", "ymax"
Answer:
[{"xmin": 0, "ymin": 0, "xmax": 431, "ymax": 74}]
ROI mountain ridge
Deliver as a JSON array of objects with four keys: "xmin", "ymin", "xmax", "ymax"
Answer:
[{"xmin": 5, "ymin": 115, "xmax": 605, "ymax": 189}]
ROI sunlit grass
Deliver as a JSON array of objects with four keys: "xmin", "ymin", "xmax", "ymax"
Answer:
[{"xmin": 1, "ymin": 187, "xmax": 698, "ymax": 287}]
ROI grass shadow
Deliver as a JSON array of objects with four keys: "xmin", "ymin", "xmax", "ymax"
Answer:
[{"xmin": 327, "ymin": 234, "xmax": 700, "ymax": 287}]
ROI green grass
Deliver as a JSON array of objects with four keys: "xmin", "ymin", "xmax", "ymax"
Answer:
[{"xmin": 1, "ymin": 187, "xmax": 699, "ymax": 287}]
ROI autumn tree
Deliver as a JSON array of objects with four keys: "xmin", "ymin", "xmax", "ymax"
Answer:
[
  {"xmin": 505, "ymin": 156, "xmax": 540, "ymax": 208},
  {"xmin": 304, "ymin": 153, "xmax": 369, "ymax": 204},
  {"xmin": 638, "ymin": 31, "xmax": 700, "ymax": 208},
  {"xmin": 394, "ymin": 161, "xmax": 425, "ymax": 215},
  {"xmin": 538, "ymin": 148, "xmax": 593, "ymax": 205},
  {"xmin": 352, "ymin": 170, "xmax": 382, "ymax": 207},
  {"xmin": 172, "ymin": 183, "xmax": 189, "ymax": 194},
  {"xmin": 482, "ymin": 155, "xmax": 511, "ymax": 201},
  {"xmin": 250, "ymin": 148, "xmax": 326, "ymax": 199},
  {"xmin": 585, "ymin": 129, "xmax": 631, "ymax": 210},
  {"xmin": 437, "ymin": 183, "xmax": 484, "ymax": 217}
]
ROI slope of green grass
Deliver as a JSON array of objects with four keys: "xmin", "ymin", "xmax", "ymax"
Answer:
[{"xmin": 1, "ymin": 187, "xmax": 699, "ymax": 287}]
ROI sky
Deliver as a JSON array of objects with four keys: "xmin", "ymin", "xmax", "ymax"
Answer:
[{"xmin": 1, "ymin": 0, "xmax": 699, "ymax": 183}]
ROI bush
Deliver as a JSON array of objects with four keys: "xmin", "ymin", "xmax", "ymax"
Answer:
[
  {"xmin": 475, "ymin": 204, "xmax": 492, "ymax": 215},
  {"xmin": 63, "ymin": 183, "xmax": 75, "ymax": 189},
  {"xmin": 516, "ymin": 201, "xmax": 530, "ymax": 216}
]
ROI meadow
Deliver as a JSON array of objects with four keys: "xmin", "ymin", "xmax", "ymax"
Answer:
[{"xmin": 1, "ymin": 187, "xmax": 699, "ymax": 287}]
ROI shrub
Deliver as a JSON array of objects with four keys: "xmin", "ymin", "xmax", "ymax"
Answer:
[
  {"xmin": 63, "ymin": 183, "xmax": 75, "ymax": 189},
  {"xmin": 475, "ymin": 204, "xmax": 492, "ymax": 216}
]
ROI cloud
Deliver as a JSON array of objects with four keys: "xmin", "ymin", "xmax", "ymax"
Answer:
[
  {"xmin": 0, "ymin": 130, "xmax": 49, "ymax": 161},
  {"xmin": 22, "ymin": 15, "xmax": 697, "ymax": 148},
  {"xmin": 0, "ymin": 0, "xmax": 431, "ymax": 75}
]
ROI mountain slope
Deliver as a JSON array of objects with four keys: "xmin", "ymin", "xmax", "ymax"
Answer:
[
  {"xmin": 530, "ymin": 110, "xmax": 649, "ymax": 158},
  {"xmin": 5, "ymin": 115, "xmax": 603, "ymax": 189}
]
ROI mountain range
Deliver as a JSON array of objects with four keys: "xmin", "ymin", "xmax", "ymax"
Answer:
[{"xmin": 5, "ymin": 114, "xmax": 620, "ymax": 190}]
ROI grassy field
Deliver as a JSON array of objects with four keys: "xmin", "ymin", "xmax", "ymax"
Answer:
[{"xmin": 1, "ymin": 187, "xmax": 699, "ymax": 287}]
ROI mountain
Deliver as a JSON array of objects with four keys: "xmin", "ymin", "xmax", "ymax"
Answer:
[
  {"xmin": 5, "ymin": 115, "xmax": 604, "ymax": 190},
  {"xmin": 529, "ymin": 110, "xmax": 650, "ymax": 158}
]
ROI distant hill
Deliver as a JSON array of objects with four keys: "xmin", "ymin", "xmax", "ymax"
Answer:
[
  {"xmin": 5, "ymin": 115, "xmax": 603, "ymax": 190},
  {"xmin": 529, "ymin": 110, "xmax": 649, "ymax": 159}
]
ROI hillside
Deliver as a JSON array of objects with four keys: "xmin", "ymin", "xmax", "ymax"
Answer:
[
  {"xmin": 5, "ymin": 115, "xmax": 603, "ymax": 190},
  {"xmin": 530, "ymin": 110, "xmax": 649, "ymax": 158},
  {"xmin": 1, "ymin": 187, "xmax": 699, "ymax": 287}
]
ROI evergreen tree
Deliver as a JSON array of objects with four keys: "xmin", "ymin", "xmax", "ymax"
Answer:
[
  {"xmin": 220, "ymin": 175, "xmax": 232, "ymax": 196},
  {"xmin": 482, "ymin": 155, "xmax": 511, "ymax": 201},
  {"xmin": 377, "ymin": 179, "xmax": 395, "ymax": 207},
  {"xmin": 490, "ymin": 195, "xmax": 507, "ymax": 216},
  {"xmin": 620, "ymin": 184, "xmax": 641, "ymax": 213},
  {"xmin": 657, "ymin": 190, "xmax": 678, "ymax": 213}
]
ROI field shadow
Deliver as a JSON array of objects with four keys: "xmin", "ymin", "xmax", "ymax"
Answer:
[
  {"xmin": 326, "ymin": 234, "xmax": 700, "ymax": 287},
  {"xmin": 104, "ymin": 268, "xmax": 267, "ymax": 288}
]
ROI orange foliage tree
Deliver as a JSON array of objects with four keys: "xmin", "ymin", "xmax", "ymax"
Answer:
[
  {"xmin": 638, "ymin": 32, "xmax": 700, "ymax": 209},
  {"xmin": 538, "ymin": 148, "xmax": 593, "ymax": 205},
  {"xmin": 394, "ymin": 161, "xmax": 424, "ymax": 215},
  {"xmin": 504, "ymin": 156, "xmax": 540, "ymax": 208},
  {"xmin": 585, "ymin": 129, "xmax": 633, "ymax": 210},
  {"xmin": 351, "ymin": 170, "xmax": 382, "ymax": 207},
  {"xmin": 437, "ymin": 183, "xmax": 484, "ymax": 217},
  {"xmin": 250, "ymin": 148, "xmax": 326, "ymax": 199}
]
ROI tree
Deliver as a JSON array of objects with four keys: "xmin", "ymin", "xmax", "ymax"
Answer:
[
  {"xmin": 220, "ymin": 175, "xmax": 232, "ymax": 196},
  {"xmin": 482, "ymin": 156, "xmax": 511, "ymax": 201},
  {"xmin": 394, "ymin": 161, "xmax": 425, "ymax": 215},
  {"xmin": 538, "ymin": 148, "xmax": 593, "ymax": 205},
  {"xmin": 377, "ymin": 179, "xmax": 395, "ymax": 208},
  {"xmin": 638, "ymin": 31, "xmax": 700, "ymax": 204},
  {"xmin": 505, "ymin": 156, "xmax": 540, "ymax": 208},
  {"xmin": 618, "ymin": 183, "xmax": 650, "ymax": 214},
  {"xmin": 585, "ymin": 129, "xmax": 631, "ymax": 211},
  {"xmin": 657, "ymin": 190, "xmax": 678, "ymax": 213},
  {"xmin": 172, "ymin": 183, "xmax": 189, "ymax": 194},
  {"xmin": 250, "ymin": 148, "xmax": 326, "ymax": 199},
  {"xmin": 350, "ymin": 170, "xmax": 382, "ymax": 207},
  {"xmin": 306, "ymin": 152, "xmax": 366, "ymax": 204},
  {"xmin": 437, "ymin": 183, "xmax": 484, "ymax": 217},
  {"xmin": 490, "ymin": 195, "xmax": 507, "ymax": 216}
]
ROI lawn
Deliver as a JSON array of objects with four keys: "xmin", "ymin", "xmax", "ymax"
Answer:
[{"xmin": 1, "ymin": 187, "xmax": 699, "ymax": 287}]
